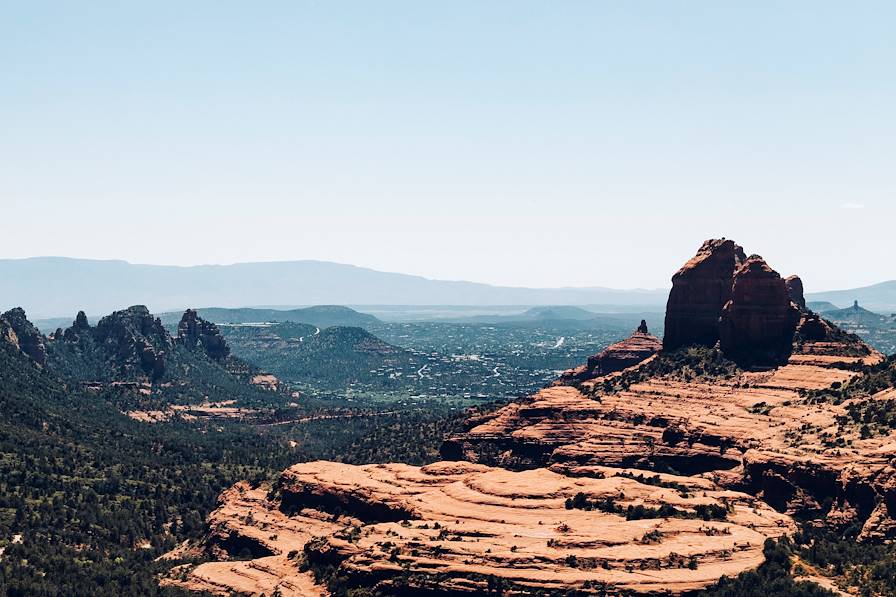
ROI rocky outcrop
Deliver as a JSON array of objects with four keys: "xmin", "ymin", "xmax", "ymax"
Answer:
[
  {"xmin": 48, "ymin": 305, "xmax": 285, "ymax": 403},
  {"xmin": 785, "ymin": 275, "xmax": 806, "ymax": 311},
  {"xmin": 94, "ymin": 306, "xmax": 170, "ymax": 380},
  {"xmin": 162, "ymin": 239, "xmax": 896, "ymax": 596},
  {"xmin": 0, "ymin": 317, "xmax": 17, "ymax": 348},
  {"xmin": 719, "ymin": 256, "xmax": 800, "ymax": 364},
  {"xmin": 56, "ymin": 305, "xmax": 171, "ymax": 381},
  {"xmin": 446, "ymin": 240, "xmax": 893, "ymax": 540},
  {"xmin": 1, "ymin": 308, "xmax": 47, "ymax": 366},
  {"xmin": 164, "ymin": 461, "xmax": 792, "ymax": 596},
  {"xmin": 664, "ymin": 240, "xmax": 805, "ymax": 365},
  {"xmin": 663, "ymin": 239, "xmax": 746, "ymax": 351},
  {"xmin": 62, "ymin": 311, "xmax": 91, "ymax": 342},
  {"xmin": 559, "ymin": 323, "xmax": 661, "ymax": 383},
  {"xmin": 445, "ymin": 340, "xmax": 893, "ymax": 529},
  {"xmin": 177, "ymin": 309, "xmax": 230, "ymax": 361}
]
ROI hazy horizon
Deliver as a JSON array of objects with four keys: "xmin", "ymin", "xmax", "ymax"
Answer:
[
  {"xmin": 3, "ymin": 254, "xmax": 891, "ymax": 297},
  {"xmin": 3, "ymin": 2, "xmax": 894, "ymax": 290}
]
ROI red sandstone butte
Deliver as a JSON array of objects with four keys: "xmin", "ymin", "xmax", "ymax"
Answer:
[
  {"xmin": 719, "ymin": 255, "xmax": 800, "ymax": 362},
  {"xmin": 663, "ymin": 239, "xmax": 746, "ymax": 351}
]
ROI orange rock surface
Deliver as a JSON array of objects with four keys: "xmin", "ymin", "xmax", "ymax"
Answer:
[
  {"xmin": 560, "ymin": 323, "xmax": 662, "ymax": 383},
  {"xmin": 163, "ymin": 239, "xmax": 896, "ymax": 595},
  {"xmin": 164, "ymin": 461, "xmax": 792, "ymax": 595},
  {"xmin": 444, "ymin": 335, "xmax": 894, "ymax": 538}
]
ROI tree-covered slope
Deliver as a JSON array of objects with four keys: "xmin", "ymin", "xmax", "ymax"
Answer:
[{"xmin": 221, "ymin": 323, "xmax": 414, "ymax": 389}]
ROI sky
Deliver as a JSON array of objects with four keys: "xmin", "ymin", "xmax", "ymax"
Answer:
[{"xmin": 1, "ymin": 1, "xmax": 893, "ymax": 292}]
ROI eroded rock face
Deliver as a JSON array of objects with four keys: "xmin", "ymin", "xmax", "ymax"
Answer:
[
  {"xmin": 719, "ymin": 256, "xmax": 800, "ymax": 364},
  {"xmin": 786, "ymin": 275, "xmax": 806, "ymax": 311},
  {"xmin": 59, "ymin": 305, "xmax": 171, "ymax": 380},
  {"xmin": 663, "ymin": 239, "xmax": 746, "ymax": 351},
  {"xmin": 664, "ymin": 240, "xmax": 805, "ymax": 365},
  {"xmin": 164, "ymin": 461, "xmax": 792, "ymax": 596},
  {"xmin": 559, "ymin": 324, "xmax": 661, "ymax": 383},
  {"xmin": 163, "ymin": 239, "xmax": 896, "ymax": 596},
  {"xmin": 95, "ymin": 306, "xmax": 171, "ymax": 380},
  {"xmin": 445, "ymin": 328, "xmax": 895, "ymax": 539},
  {"xmin": 0, "ymin": 316, "xmax": 19, "ymax": 351},
  {"xmin": 177, "ymin": 309, "xmax": 230, "ymax": 361},
  {"xmin": 1, "ymin": 307, "xmax": 47, "ymax": 366}
]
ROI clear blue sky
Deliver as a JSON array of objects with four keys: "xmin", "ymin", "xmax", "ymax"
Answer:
[{"xmin": 1, "ymin": 1, "xmax": 893, "ymax": 291}]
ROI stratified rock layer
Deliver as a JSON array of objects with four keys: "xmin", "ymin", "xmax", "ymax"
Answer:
[
  {"xmin": 163, "ymin": 238, "xmax": 895, "ymax": 596},
  {"xmin": 444, "ymin": 332, "xmax": 892, "ymax": 538},
  {"xmin": 559, "ymin": 323, "xmax": 661, "ymax": 383},
  {"xmin": 663, "ymin": 239, "xmax": 746, "ymax": 351},
  {"xmin": 164, "ymin": 461, "xmax": 792, "ymax": 596}
]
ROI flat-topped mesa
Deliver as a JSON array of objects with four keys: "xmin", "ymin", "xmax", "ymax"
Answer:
[
  {"xmin": 719, "ymin": 255, "xmax": 801, "ymax": 364},
  {"xmin": 559, "ymin": 322, "xmax": 661, "ymax": 383},
  {"xmin": 177, "ymin": 309, "xmax": 230, "ymax": 361},
  {"xmin": 663, "ymin": 239, "xmax": 746, "ymax": 351}
]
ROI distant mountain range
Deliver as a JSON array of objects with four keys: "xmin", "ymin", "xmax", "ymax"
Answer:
[
  {"xmin": 806, "ymin": 281, "xmax": 896, "ymax": 314},
  {"xmin": 813, "ymin": 300, "xmax": 896, "ymax": 355},
  {"xmin": 0, "ymin": 257, "xmax": 668, "ymax": 318},
  {"xmin": 3, "ymin": 256, "xmax": 893, "ymax": 319}
]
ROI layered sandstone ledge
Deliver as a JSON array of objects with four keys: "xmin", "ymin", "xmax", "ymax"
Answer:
[
  {"xmin": 163, "ymin": 461, "xmax": 792, "ymax": 596},
  {"xmin": 444, "ymin": 338, "xmax": 893, "ymax": 540},
  {"xmin": 162, "ymin": 239, "xmax": 895, "ymax": 595},
  {"xmin": 559, "ymin": 321, "xmax": 662, "ymax": 383}
]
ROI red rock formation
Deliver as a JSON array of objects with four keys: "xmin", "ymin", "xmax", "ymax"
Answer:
[
  {"xmin": 719, "ymin": 256, "xmax": 800, "ymax": 363},
  {"xmin": 785, "ymin": 275, "xmax": 806, "ymax": 311},
  {"xmin": 663, "ymin": 239, "xmax": 746, "ymax": 351},
  {"xmin": 162, "ymin": 238, "xmax": 896, "ymax": 596},
  {"xmin": 165, "ymin": 461, "xmax": 793, "ymax": 596},
  {"xmin": 559, "ymin": 323, "xmax": 661, "ymax": 383},
  {"xmin": 663, "ymin": 241, "xmax": 803, "ymax": 365}
]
